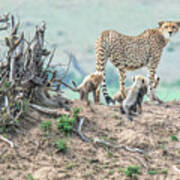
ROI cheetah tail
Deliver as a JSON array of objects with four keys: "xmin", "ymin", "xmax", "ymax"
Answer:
[{"xmin": 101, "ymin": 74, "xmax": 115, "ymax": 105}]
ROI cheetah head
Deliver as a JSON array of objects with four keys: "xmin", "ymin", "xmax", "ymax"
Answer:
[
  {"xmin": 132, "ymin": 75, "xmax": 148, "ymax": 88},
  {"xmin": 158, "ymin": 21, "xmax": 180, "ymax": 39}
]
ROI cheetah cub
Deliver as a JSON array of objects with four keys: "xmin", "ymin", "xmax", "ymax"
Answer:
[
  {"xmin": 120, "ymin": 75, "xmax": 148, "ymax": 121},
  {"xmin": 115, "ymin": 75, "xmax": 160, "ymax": 104},
  {"xmin": 72, "ymin": 72, "xmax": 103, "ymax": 104}
]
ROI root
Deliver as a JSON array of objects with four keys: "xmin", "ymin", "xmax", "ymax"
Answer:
[
  {"xmin": 0, "ymin": 135, "xmax": 14, "ymax": 148},
  {"xmin": 93, "ymin": 137, "xmax": 144, "ymax": 154},
  {"xmin": 75, "ymin": 117, "xmax": 144, "ymax": 154},
  {"xmin": 29, "ymin": 103, "xmax": 69, "ymax": 117},
  {"xmin": 76, "ymin": 118, "xmax": 90, "ymax": 142}
]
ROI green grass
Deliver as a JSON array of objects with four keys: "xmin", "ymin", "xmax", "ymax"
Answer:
[
  {"xmin": 40, "ymin": 120, "xmax": 52, "ymax": 136},
  {"xmin": 170, "ymin": 135, "xmax": 179, "ymax": 142},
  {"xmin": 55, "ymin": 139, "xmax": 68, "ymax": 152},
  {"xmin": 56, "ymin": 114, "xmax": 75, "ymax": 134},
  {"xmin": 118, "ymin": 165, "xmax": 141, "ymax": 177},
  {"xmin": 72, "ymin": 107, "xmax": 81, "ymax": 119},
  {"xmin": 108, "ymin": 170, "xmax": 115, "ymax": 175},
  {"xmin": 178, "ymin": 149, "xmax": 180, "ymax": 155},
  {"xmin": 0, "ymin": 81, "xmax": 11, "ymax": 92},
  {"xmin": 148, "ymin": 169, "xmax": 168, "ymax": 175},
  {"xmin": 56, "ymin": 107, "xmax": 80, "ymax": 135},
  {"xmin": 26, "ymin": 174, "xmax": 37, "ymax": 180}
]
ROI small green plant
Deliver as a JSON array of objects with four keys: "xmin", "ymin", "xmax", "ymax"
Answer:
[
  {"xmin": 0, "ymin": 125, "xmax": 13, "ymax": 133},
  {"xmin": 148, "ymin": 168, "xmax": 168, "ymax": 175},
  {"xmin": 56, "ymin": 107, "xmax": 80, "ymax": 135},
  {"xmin": 147, "ymin": 170, "xmax": 158, "ymax": 175},
  {"xmin": 107, "ymin": 151, "xmax": 113, "ymax": 158},
  {"xmin": 0, "ymin": 81, "xmax": 11, "ymax": 92},
  {"xmin": 161, "ymin": 169, "xmax": 168, "ymax": 174},
  {"xmin": 66, "ymin": 162, "xmax": 77, "ymax": 170},
  {"xmin": 26, "ymin": 173, "xmax": 37, "ymax": 180},
  {"xmin": 56, "ymin": 114, "xmax": 75, "ymax": 134},
  {"xmin": 23, "ymin": 99, "xmax": 30, "ymax": 112},
  {"xmin": 170, "ymin": 135, "xmax": 179, "ymax": 141},
  {"xmin": 55, "ymin": 139, "xmax": 68, "ymax": 152},
  {"xmin": 72, "ymin": 107, "xmax": 81, "ymax": 118},
  {"xmin": 40, "ymin": 120, "xmax": 52, "ymax": 136},
  {"xmin": 108, "ymin": 170, "xmax": 115, "ymax": 175},
  {"xmin": 178, "ymin": 149, "xmax": 180, "ymax": 155},
  {"xmin": 119, "ymin": 165, "xmax": 140, "ymax": 177}
]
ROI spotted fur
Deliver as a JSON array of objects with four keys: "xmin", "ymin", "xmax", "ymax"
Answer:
[
  {"xmin": 96, "ymin": 21, "xmax": 180, "ymax": 105},
  {"xmin": 72, "ymin": 72, "xmax": 103, "ymax": 104}
]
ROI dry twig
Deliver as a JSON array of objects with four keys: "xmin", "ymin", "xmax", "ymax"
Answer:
[{"xmin": 0, "ymin": 135, "xmax": 14, "ymax": 148}]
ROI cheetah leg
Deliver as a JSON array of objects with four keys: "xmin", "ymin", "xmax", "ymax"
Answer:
[
  {"xmin": 94, "ymin": 86, "xmax": 100, "ymax": 104},
  {"xmin": 136, "ymin": 103, "xmax": 142, "ymax": 114},
  {"xmin": 93, "ymin": 87, "xmax": 100, "ymax": 104},
  {"xmin": 118, "ymin": 69, "xmax": 127, "ymax": 100},
  {"xmin": 147, "ymin": 68, "xmax": 163, "ymax": 104},
  {"xmin": 96, "ymin": 41, "xmax": 115, "ymax": 105},
  {"xmin": 123, "ymin": 104, "xmax": 133, "ymax": 121},
  {"xmin": 130, "ymin": 104, "xmax": 141, "ymax": 116}
]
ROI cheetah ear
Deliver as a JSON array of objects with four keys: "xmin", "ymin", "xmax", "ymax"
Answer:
[
  {"xmin": 176, "ymin": 21, "xmax": 180, "ymax": 27},
  {"xmin": 158, "ymin": 21, "xmax": 165, "ymax": 27}
]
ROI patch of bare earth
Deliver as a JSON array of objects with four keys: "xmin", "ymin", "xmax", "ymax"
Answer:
[{"xmin": 0, "ymin": 100, "xmax": 180, "ymax": 180}]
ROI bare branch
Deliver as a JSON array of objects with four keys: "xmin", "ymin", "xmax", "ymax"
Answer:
[
  {"xmin": 11, "ymin": 19, "xmax": 20, "ymax": 36},
  {"xmin": 54, "ymin": 79, "xmax": 77, "ymax": 92},
  {"xmin": 43, "ymin": 48, "xmax": 56, "ymax": 76}
]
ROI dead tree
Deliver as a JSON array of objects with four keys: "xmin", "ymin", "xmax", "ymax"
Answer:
[{"xmin": 0, "ymin": 14, "xmax": 71, "ymax": 129}]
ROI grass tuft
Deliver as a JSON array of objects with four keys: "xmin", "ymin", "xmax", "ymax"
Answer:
[
  {"xmin": 56, "ymin": 107, "xmax": 80, "ymax": 135},
  {"xmin": 26, "ymin": 174, "xmax": 37, "ymax": 180},
  {"xmin": 170, "ymin": 135, "xmax": 179, "ymax": 141},
  {"xmin": 55, "ymin": 139, "xmax": 68, "ymax": 152},
  {"xmin": 148, "ymin": 168, "xmax": 168, "ymax": 175},
  {"xmin": 40, "ymin": 120, "xmax": 52, "ymax": 136},
  {"xmin": 119, "ymin": 165, "xmax": 140, "ymax": 177}
]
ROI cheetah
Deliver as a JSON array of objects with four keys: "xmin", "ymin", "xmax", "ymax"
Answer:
[
  {"xmin": 95, "ymin": 21, "xmax": 180, "ymax": 105},
  {"xmin": 114, "ymin": 75, "xmax": 160, "ymax": 104},
  {"xmin": 72, "ymin": 71, "xmax": 103, "ymax": 104},
  {"xmin": 120, "ymin": 75, "xmax": 148, "ymax": 121}
]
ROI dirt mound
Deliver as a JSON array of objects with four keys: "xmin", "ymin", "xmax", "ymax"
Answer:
[{"xmin": 0, "ymin": 101, "xmax": 180, "ymax": 180}]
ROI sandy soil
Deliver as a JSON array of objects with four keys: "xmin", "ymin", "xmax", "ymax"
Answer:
[{"xmin": 0, "ymin": 100, "xmax": 180, "ymax": 180}]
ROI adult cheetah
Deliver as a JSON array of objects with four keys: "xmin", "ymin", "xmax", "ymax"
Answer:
[{"xmin": 95, "ymin": 21, "xmax": 180, "ymax": 105}]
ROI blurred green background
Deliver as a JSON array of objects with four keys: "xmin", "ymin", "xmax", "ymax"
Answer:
[{"xmin": 1, "ymin": 0, "xmax": 180, "ymax": 101}]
